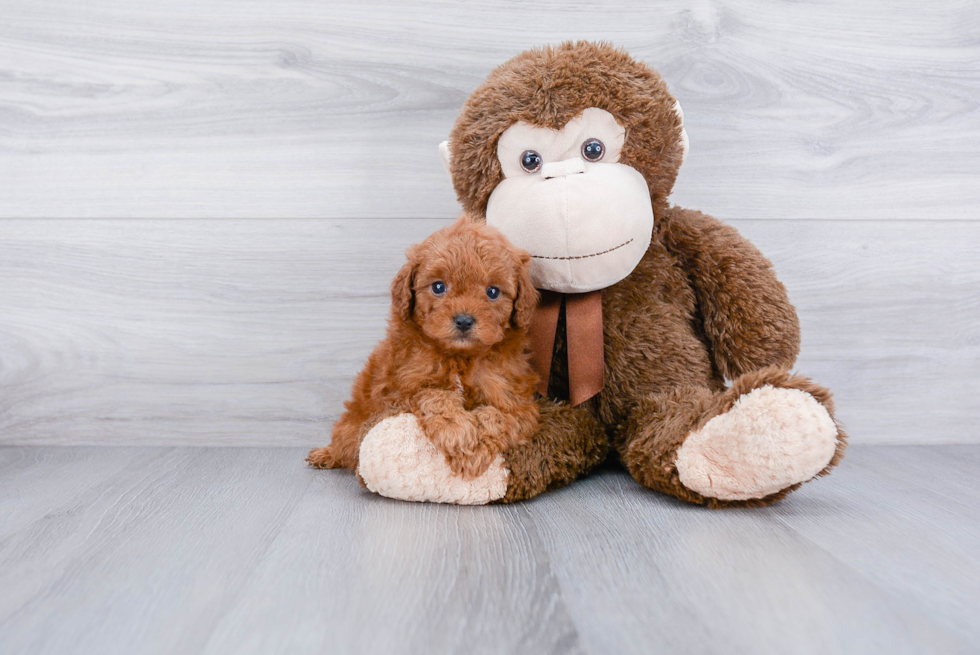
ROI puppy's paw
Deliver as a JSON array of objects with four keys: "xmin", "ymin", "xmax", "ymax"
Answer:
[
  {"xmin": 421, "ymin": 411, "xmax": 480, "ymax": 453},
  {"xmin": 445, "ymin": 443, "xmax": 498, "ymax": 480},
  {"xmin": 358, "ymin": 414, "xmax": 508, "ymax": 505},
  {"xmin": 473, "ymin": 405, "xmax": 506, "ymax": 436},
  {"xmin": 420, "ymin": 410, "xmax": 491, "ymax": 478},
  {"xmin": 306, "ymin": 446, "xmax": 339, "ymax": 469}
]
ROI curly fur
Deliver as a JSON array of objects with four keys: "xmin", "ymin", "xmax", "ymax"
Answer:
[{"xmin": 307, "ymin": 217, "xmax": 540, "ymax": 480}]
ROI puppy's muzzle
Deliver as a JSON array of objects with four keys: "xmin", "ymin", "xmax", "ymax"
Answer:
[{"xmin": 453, "ymin": 314, "xmax": 476, "ymax": 332}]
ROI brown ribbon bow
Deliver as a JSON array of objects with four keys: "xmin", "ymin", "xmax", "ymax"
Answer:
[{"xmin": 528, "ymin": 289, "xmax": 604, "ymax": 406}]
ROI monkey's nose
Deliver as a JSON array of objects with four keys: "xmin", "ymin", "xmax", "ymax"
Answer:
[
  {"xmin": 453, "ymin": 314, "xmax": 476, "ymax": 332},
  {"xmin": 541, "ymin": 158, "xmax": 587, "ymax": 179}
]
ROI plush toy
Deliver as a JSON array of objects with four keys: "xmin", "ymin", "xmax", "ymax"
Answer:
[{"xmin": 354, "ymin": 41, "xmax": 847, "ymax": 507}]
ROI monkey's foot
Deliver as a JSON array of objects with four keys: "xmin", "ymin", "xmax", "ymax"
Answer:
[
  {"xmin": 675, "ymin": 385, "xmax": 839, "ymax": 501},
  {"xmin": 357, "ymin": 414, "xmax": 509, "ymax": 505}
]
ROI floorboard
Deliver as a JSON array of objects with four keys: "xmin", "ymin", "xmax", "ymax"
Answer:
[
  {"xmin": 524, "ymin": 467, "xmax": 969, "ymax": 655},
  {"xmin": 199, "ymin": 470, "xmax": 583, "ymax": 655},
  {"xmin": 0, "ymin": 445, "xmax": 977, "ymax": 655},
  {"xmin": 0, "ymin": 449, "xmax": 309, "ymax": 655},
  {"xmin": 770, "ymin": 446, "xmax": 980, "ymax": 644}
]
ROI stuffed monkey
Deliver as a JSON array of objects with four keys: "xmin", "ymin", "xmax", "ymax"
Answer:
[{"xmin": 355, "ymin": 41, "xmax": 847, "ymax": 506}]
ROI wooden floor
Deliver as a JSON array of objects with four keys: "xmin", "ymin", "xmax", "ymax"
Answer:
[{"xmin": 1, "ymin": 445, "xmax": 977, "ymax": 655}]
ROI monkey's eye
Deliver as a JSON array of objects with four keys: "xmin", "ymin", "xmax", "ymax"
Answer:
[
  {"xmin": 431, "ymin": 281, "xmax": 447, "ymax": 296},
  {"xmin": 581, "ymin": 138, "xmax": 605, "ymax": 162},
  {"xmin": 520, "ymin": 150, "xmax": 542, "ymax": 173},
  {"xmin": 486, "ymin": 286, "xmax": 500, "ymax": 300}
]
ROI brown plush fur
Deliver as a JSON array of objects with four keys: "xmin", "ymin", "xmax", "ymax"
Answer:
[
  {"xmin": 450, "ymin": 41, "xmax": 686, "ymax": 220},
  {"xmin": 450, "ymin": 42, "xmax": 848, "ymax": 505},
  {"xmin": 307, "ymin": 217, "xmax": 541, "ymax": 479},
  {"xmin": 620, "ymin": 366, "xmax": 848, "ymax": 508},
  {"xmin": 501, "ymin": 397, "xmax": 609, "ymax": 503}
]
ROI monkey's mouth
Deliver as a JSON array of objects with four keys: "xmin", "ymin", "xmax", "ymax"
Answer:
[{"xmin": 529, "ymin": 238, "xmax": 633, "ymax": 261}]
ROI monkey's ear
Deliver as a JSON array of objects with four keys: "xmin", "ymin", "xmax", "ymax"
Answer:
[
  {"xmin": 673, "ymin": 100, "xmax": 690, "ymax": 164},
  {"xmin": 511, "ymin": 252, "xmax": 539, "ymax": 331},
  {"xmin": 438, "ymin": 140, "xmax": 453, "ymax": 176},
  {"xmin": 390, "ymin": 251, "xmax": 419, "ymax": 322}
]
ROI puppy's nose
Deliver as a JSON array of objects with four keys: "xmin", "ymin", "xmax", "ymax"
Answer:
[{"xmin": 453, "ymin": 314, "xmax": 476, "ymax": 332}]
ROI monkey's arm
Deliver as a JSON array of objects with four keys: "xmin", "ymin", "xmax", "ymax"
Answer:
[
  {"xmin": 499, "ymin": 397, "xmax": 609, "ymax": 502},
  {"xmin": 657, "ymin": 206, "xmax": 800, "ymax": 379}
]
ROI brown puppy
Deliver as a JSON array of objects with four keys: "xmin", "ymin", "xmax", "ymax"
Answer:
[{"xmin": 307, "ymin": 217, "xmax": 540, "ymax": 479}]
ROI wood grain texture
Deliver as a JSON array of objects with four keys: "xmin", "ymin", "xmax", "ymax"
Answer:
[
  {"xmin": 1, "ymin": 218, "xmax": 977, "ymax": 446},
  {"xmin": 523, "ymin": 448, "xmax": 979, "ymax": 654},
  {"xmin": 199, "ymin": 463, "xmax": 583, "ymax": 655},
  {"xmin": 770, "ymin": 446, "xmax": 980, "ymax": 646},
  {"xmin": 0, "ymin": 448, "xmax": 311, "ymax": 655},
  {"xmin": 0, "ymin": 445, "xmax": 977, "ymax": 654},
  {"xmin": 738, "ymin": 219, "xmax": 980, "ymax": 443},
  {"xmin": 1, "ymin": 0, "xmax": 978, "ymax": 219}
]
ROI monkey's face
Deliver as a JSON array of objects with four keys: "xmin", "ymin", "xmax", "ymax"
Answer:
[{"xmin": 484, "ymin": 108, "xmax": 659, "ymax": 294}]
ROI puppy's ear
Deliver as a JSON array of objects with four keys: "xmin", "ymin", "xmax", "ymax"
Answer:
[
  {"xmin": 391, "ymin": 248, "xmax": 419, "ymax": 322},
  {"xmin": 511, "ymin": 251, "xmax": 539, "ymax": 330}
]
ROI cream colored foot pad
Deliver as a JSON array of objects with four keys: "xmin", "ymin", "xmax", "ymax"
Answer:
[
  {"xmin": 357, "ymin": 414, "xmax": 508, "ymax": 505},
  {"xmin": 675, "ymin": 386, "xmax": 838, "ymax": 501}
]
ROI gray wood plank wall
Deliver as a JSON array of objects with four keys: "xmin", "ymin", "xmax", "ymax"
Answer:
[
  {"xmin": 2, "ymin": 219, "xmax": 977, "ymax": 445},
  {"xmin": 1, "ymin": 0, "xmax": 978, "ymax": 445},
  {"xmin": 2, "ymin": 0, "xmax": 979, "ymax": 220}
]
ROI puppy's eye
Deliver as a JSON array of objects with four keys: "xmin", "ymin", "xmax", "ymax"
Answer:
[
  {"xmin": 581, "ymin": 138, "xmax": 604, "ymax": 162},
  {"xmin": 431, "ymin": 281, "xmax": 447, "ymax": 296},
  {"xmin": 520, "ymin": 150, "xmax": 542, "ymax": 173},
  {"xmin": 486, "ymin": 286, "xmax": 500, "ymax": 300}
]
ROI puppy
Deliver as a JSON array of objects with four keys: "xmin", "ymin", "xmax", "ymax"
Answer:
[{"xmin": 307, "ymin": 216, "xmax": 540, "ymax": 479}]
